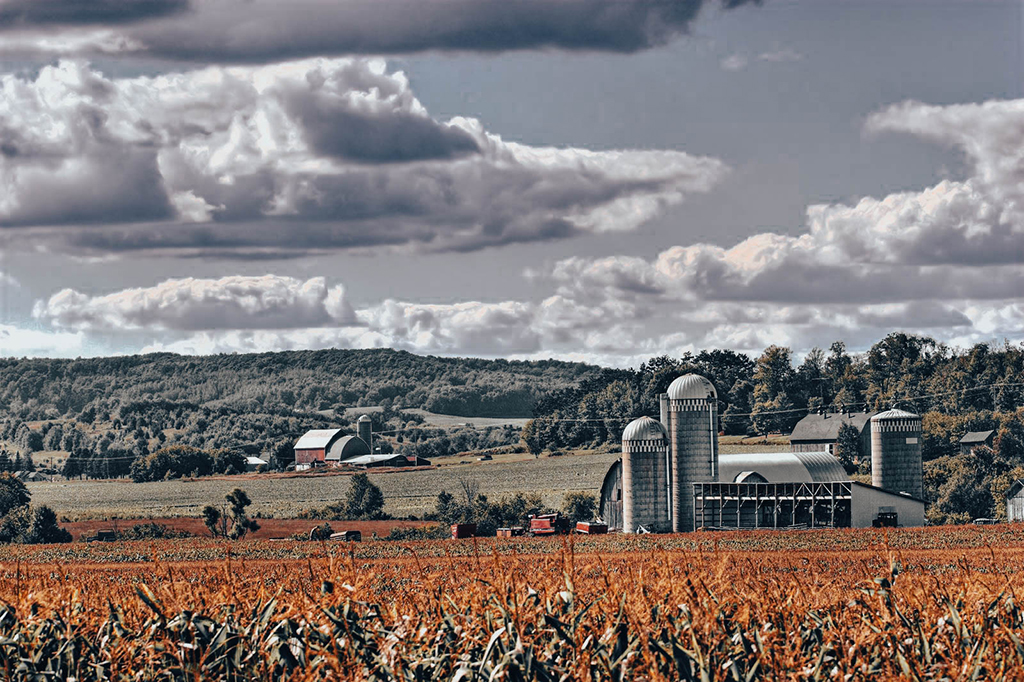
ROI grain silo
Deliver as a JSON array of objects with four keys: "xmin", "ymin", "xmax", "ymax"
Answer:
[
  {"xmin": 665, "ymin": 374, "xmax": 719, "ymax": 532},
  {"xmin": 621, "ymin": 416, "xmax": 671, "ymax": 533},
  {"xmin": 870, "ymin": 408, "xmax": 923, "ymax": 499},
  {"xmin": 357, "ymin": 415, "xmax": 373, "ymax": 451}
]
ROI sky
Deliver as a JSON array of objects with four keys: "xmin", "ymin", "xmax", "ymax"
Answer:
[{"xmin": 0, "ymin": 0, "xmax": 1021, "ymax": 366}]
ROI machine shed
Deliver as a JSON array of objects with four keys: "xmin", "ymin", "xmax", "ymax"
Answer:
[{"xmin": 718, "ymin": 451, "xmax": 849, "ymax": 484}]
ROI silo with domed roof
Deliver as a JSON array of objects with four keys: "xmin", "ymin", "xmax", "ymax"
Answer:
[
  {"xmin": 621, "ymin": 416, "xmax": 670, "ymax": 533},
  {"xmin": 665, "ymin": 374, "xmax": 719, "ymax": 532}
]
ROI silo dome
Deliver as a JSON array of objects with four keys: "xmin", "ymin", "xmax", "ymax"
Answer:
[
  {"xmin": 871, "ymin": 408, "xmax": 919, "ymax": 422},
  {"xmin": 622, "ymin": 416, "xmax": 667, "ymax": 442},
  {"xmin": 667, "ymin": 374, "xmax": 717, "ymax": 401},
  {"xmin": 357, "ymin": 415, "xmax": 372, "ymax": 422}
]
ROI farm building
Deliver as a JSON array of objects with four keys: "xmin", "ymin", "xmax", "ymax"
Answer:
[
  {"xmin": 960, "ymin": 430, "xmax": 995, "ymax": 454},
  {"xmin": 340, "ymin": 453, "xmax": 431, "ymax": 468},
  {"xmin": 294, "ymin": 428, "xmax": 369, "ymax": 470},
  {"xmin": 598, "ymin": 374, "xmax": 926, "ymax": 533},
  {"xmin": 245, "ymin": 456, "xmax": 268, "ymax": 472},
  {"xmin": 789, "ymin": 411, "xmax": 873, "ymax": 459},
  {"xmin": 1007, "ymin": 480, "xmax": 1024, "ymax": 522}
]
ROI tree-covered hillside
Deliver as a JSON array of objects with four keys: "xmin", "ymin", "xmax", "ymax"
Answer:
[{"xmin": 0, "ymin": 349, "xmax": 601, "ymax": 421}]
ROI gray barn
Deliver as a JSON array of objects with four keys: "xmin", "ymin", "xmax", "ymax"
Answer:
[
  {"xmin": 1007, "ymin": 480, "xmax": 1024, "ymax": 522},
  {"xmin": 789, "ymin": 411, "xmax": 873, "ymax": 459}
]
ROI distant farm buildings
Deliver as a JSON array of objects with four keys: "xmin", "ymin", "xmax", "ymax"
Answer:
[
  {"xmin": 789, "ymin": 411, "xmax": 873, "ymax": 459},
  {"xmin": 294, "ymin": 417, "xmax": 430, "ymax": 470},
  {"xmin": 960, "ymin": 430, "xmax": 995, "ymax": 454},
  {"xmin": 599, "ymin": 374, "xmax": 926, "ymax": 533}
]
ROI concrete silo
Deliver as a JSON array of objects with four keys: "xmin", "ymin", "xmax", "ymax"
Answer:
[
  {"xmin": 357, "ymin": 415, "xmax": 373, "ymax": 451},
  {"xmin": 665, "ymin": 374, "xmax": 719, "ymax": 532},
  {"xmin": 621, "ymin": 416, "xmax": 671, "ymax": 533},
  {"xmin": 870, "ymin": 408, "xmax": 923, "ymax": 499}
]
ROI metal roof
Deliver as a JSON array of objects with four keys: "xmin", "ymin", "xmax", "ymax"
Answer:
[
  {"xmin": 667, "ymin": 374, "xmax": 717, "ymax": 401},
  {"xmin": 960, "ymin": 430, "xmax": 995, "ymax": 444},
  {"xmin": 357, "ymin": 415, "xmax": 372, "ymax": 422},
  {"xmin": 340, "ymin": 453, "xmax": 407, "ymax": 466},
  {"xmin": 245, "ymin": 456, "xmax": 268, "ymax": 465},
  {"xmin": 294, "ymin": 428, "xmax": 344, "ymax": 450},
  {"xmin": 789, "ymin": 411, "xmax": 873, "ymax": 442},
  {"xmin": 622, "ymin": 416, "xmax": 667, "ymax": 442},
  {"xmin": 871, "ymin": 408, "xmax": 920, "ymax": 422},
  {"xmin": 719, "ymin": 451, "xmax": 849, "ymax": 483},
  {"xmin": 325, "ymin": 435, "xmax": 371, "ymax": 461}
]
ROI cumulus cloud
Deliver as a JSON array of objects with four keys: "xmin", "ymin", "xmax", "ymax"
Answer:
[
  {"xmin": 23, "ymin": 95, "xmax": 1024, "ymax": 364},
  {"xmin": 0, "ymin": 59, "xmax": 727, "ymax": 257},
  {"xmin": 0, "ymin": 0, "xmax": 761, "ymax": 61},
  {"xmin": 35, "ymin": 275, "xmax": 354, "ymax": 332}
]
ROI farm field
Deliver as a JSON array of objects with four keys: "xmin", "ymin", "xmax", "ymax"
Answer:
[
  {"xmin": 3, "ymin": 525, "xmax": 1024, "ymax": 679},
  {"xmin": 27, "ymin": 450, "xmax": 622, "ymax": 520}
]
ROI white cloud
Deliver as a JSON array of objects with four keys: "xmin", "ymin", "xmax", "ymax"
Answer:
[
  {"xmin": 35, "ymin": 275, "xmax": 355, "ymax": 331},
  {"xmin": 720, "ymin": 54, "xmax": 748, "ymax": 71},
  {"xmin": 757, "ymin": 47, "xmax": 802, "ymax": 63},
  {"xmin": 0, "ymin": 59, "xmax": 727, "ymax": 256},
  {"xmin": 21, "ymin": 95, "xmax": 1024, "ymax": 364},
  {"xmin": 0, "ymin": 324, "xmax": 85, "ymax": 357}
]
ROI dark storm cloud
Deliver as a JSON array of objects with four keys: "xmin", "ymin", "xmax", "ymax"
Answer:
[
  {"xmin": 0, "ymin": 0, "xmax": 761, "ymax": 61},
  {"xmin": 0, "ymin": 0, "xmax": 188, "ymax": 26}
]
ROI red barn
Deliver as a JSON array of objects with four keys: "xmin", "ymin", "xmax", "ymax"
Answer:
[{"xmin": 293, "ymin": 429, "xmax": 369, "ymax": 470}]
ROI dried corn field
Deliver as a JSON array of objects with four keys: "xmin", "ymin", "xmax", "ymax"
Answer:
[{"xmin": 3, "ymin": 531, "xmax": 1024, "ymax": 679}]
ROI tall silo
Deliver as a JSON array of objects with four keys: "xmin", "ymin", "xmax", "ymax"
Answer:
[
  {"xmin": 621, "ymin": 416, "xmax": 671, "ymax": 533},
  {"xmin": 870, "ymin": 408, "xmax": 923, "ymax": 499},
  {"xmin": 666, "ymin": 374, "xmax": 719, "ymax": 532},
  {"xmin": 357, "ymin": 415, "xmax": 373, "ymax": 451}
]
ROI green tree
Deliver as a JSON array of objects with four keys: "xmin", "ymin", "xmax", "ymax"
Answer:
[
  {"xmin": 226, "ymin": 488, "xmax": 260, "ymax": 539},
  {"xmin": 345, "ymin": 473, "xmax": 387, "ymax": 520},
  {"xmin": 0, "ymin": 473, "xmax": 30, "ymax": 517},
  {"xmin": 202, "ymin": 488, "xmax": 260, "ymax": 539},
  {"xmin": 751, "ymin": 346, "xmax": 800, "ymax": 435},
  {"xmin": 835, "ymin": 422, "xmax": 862, "ymax": 473}
]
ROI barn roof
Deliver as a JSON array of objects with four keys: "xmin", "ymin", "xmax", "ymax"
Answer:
[
  {"xmin": 789, "ymin": 412, "xmax": 873, "ymax": 442},
  {"xmin": 719, "ymin": 451, "xmax": 849, "ymax": 484},
  {"xmin": 960, "ymin": 430, "xmax": 995, "ymax": 445},
  {"xmin": 340, "ymin": 453, "xmax": 407, "ymax": 466},
  {"xmin": 325, "ymin": 435, "xmax": 371, "ymax": 461},
  {"xmin": 294, "ymin": 428, "xmax": 344, "ymax": 450}
]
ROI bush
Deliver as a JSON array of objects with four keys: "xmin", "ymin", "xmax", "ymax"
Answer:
[
  {"xmin": 561, "ymin": 491, "xmax": 597, "ymax": 524},
  {"xmin": 117, "ymin": 522, "xmax": 192, "ymax": 540}
]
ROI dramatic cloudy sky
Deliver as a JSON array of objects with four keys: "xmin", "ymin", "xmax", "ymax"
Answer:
[{"xmin": 0, "ymin": 0, "xmax": 1021, "ymax": 365}]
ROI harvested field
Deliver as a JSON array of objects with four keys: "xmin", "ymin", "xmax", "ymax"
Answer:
[{"xmin": 4, "ymin": 525, "xmax": 1024, "ymax": 679}]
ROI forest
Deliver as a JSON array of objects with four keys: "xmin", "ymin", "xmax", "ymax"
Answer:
[{"xmin": 0, "ymin": 349, "xmax": 594, "ymax": 479}]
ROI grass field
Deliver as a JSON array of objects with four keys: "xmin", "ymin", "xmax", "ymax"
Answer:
[
  {"xmin": 3, "ymin": 525, "xmax": 1024, "ymax": 679},
  {"xmin": 28, "ymin": 449, "xmax": 622, "ymax": 520}
]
